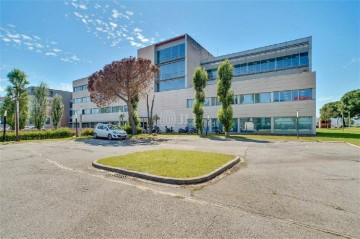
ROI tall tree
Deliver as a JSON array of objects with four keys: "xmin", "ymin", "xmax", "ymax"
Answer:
[
  {"xmin": 153, "ymin": 114, "xmax": 160, "ymax": 127},
  {"xmin": 320, "ymin": 101, "xmax": 341, "ymax": 120},
  {"xmin": 88, "ymin": 57, "xmax": 159, "ymax": 134},
  {"xmin": 131, "ymin": 93, "xmax": 140, "ymax": 127},
  {"xmin": 51, "ymin": 95, "xmax": 64, "ymax": 129},
  {"xmin": 146, "ymin": 94, "xmax": 155, "ymax": 134},
  {"xmin": 0, "ymin": 69, "xmax": 30, "ymax": 129},
  {"xmin": 31, "ymin": 82, "xmax": 49, "ymax": 129},
  {"xmin": 192, "ymin": 67, "xmax": 207, "ymax": 134},
  {"xmin": 340, "ymin": 89, "xmax": 360, "ymax": 119},
  {"xmin": 217, "ymin": 60, "xmax": 234, "ymax": 137}
]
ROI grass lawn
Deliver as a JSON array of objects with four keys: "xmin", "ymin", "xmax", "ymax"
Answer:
[
  {"xmin": 97, "ymin": 149, "xmax": 235, "ymax": 178},
  {"xmin": 204, "ymin": 127, "xmax": 360, "ymax": 146}
]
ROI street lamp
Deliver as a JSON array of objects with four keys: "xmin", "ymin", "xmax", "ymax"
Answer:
[
  {"xmin": 206, "ymin": 115, "xmax": 210, "ymax": 136},
  {"xmin": 296, "ymin": 110, "xmax": 299, "ymax": 139},
  {"xmin": 2, "ymin": 110, "xmax": 7, "ymax": 142},
  {"xmin": 75, "ymin": 113, "xmax": 78, "ymax": 137},
  {"xmin": 13, "ymin": 87, "xmax": 19, "ymax": 142}
]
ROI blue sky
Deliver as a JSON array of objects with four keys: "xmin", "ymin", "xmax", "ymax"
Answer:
[{"xmin": 0, "ymin": 0, "xmax": 359, "ymax": 116}]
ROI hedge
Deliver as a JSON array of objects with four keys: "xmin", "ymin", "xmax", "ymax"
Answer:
[
  {"xmin": 81, "ymin": 128, "xmax": 94, "ymax": 136},
  {"xmin": 3, "ymin": 128, "xmax": 75, "ymax": 141},
  {"xmin": 121, "ymin": 125, "xmax": 143, "ymax": 134}
]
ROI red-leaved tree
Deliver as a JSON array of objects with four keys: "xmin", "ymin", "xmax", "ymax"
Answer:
[{"xmin": 88, "ymin": 57, "xmax": 159, "ymax": 134}]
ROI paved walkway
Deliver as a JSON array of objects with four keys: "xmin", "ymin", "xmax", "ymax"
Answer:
[{"xmin": 0, "ymin": 137, "xmax": 359, "ymax": 238}]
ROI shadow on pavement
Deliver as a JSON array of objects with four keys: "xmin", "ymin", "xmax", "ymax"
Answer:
[
  {"xmin": 74, "ymin": 138, "xmax": 162, "ymax": 147},
  {"xmin": 203, "ymin": 135, "xmax": 272, "ymax": 144}
]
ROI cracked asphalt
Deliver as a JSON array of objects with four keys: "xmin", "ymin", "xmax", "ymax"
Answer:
[{"xmin": 0, "ymin": 137, "xmax": 359, "ymax": 238}]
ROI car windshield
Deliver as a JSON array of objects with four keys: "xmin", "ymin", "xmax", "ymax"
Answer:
[{"xmin": 107, "ymin": 125, "xmax": 121, "ymax": 130}]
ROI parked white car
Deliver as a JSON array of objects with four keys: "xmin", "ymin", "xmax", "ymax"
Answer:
[{"xmin": 94, "ymin": 124, "xmax": 127, "ymax": 140}]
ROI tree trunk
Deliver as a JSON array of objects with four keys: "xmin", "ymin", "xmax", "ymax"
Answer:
[
  {"xmin": 225, "ymin": 131, "xmax": 230, "ymax": 137},
  {"xmin": 127, "ymin": 101, "xmax": 137, "ymax": 135}
]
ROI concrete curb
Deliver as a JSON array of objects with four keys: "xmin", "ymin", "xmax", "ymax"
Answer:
[{"xmin": 92, "ymin": 156, "xmax": 242, "ymax": 185}]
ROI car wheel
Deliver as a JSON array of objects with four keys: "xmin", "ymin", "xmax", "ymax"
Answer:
[
  {"xmin": 108, "ymin": 134, "xmax": 112, "ymax": 140},
  {"xmin": 94, "ymin": 133, "xmax": 97, "ymax": 139}
]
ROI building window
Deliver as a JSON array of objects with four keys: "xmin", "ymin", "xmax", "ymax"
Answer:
[
  {"xmin": 274, "ymin": 117, "xmax": 312, "ymax": 134},
  {"xmin": 187, "ymin": 99, "xmax": 194, "ymax": 108},
  {"xmin": 157, "ymin": 43, "xmax": 185, "ymax": 64},
  {"xmin": 74, "ymin": 98, "xmax": 82, "ymax": 104},
  {"xmin": 73, "ymin": 85, "xmax": 87, "ymax": 92},
  {"xmin": 92, "ymin": 108, "xmax": 100, "ymax": 114},
  {"xmin": 299, "ymin": 89, "xmax": 312, "ymax": 100},
  {"xmin": 82, "ymin": 109, "xmax": 91, "ymax": 115},
  {"xmin": 207, "ymin": 69, "xmax": 217, "ymax": 80},
  {"xmin": 204, "ymin": 97, "xmax": 210, "ymax": 106},
  {"xmin": 240, "ymin": 94, "xmax": 254, "ymax": 104},
  {"xmin": 300, "ymin": 52, "xmax": 309, "ymax": 66},
  {"xmin": 255, "ymin": 92, "xmax": 271, "ymax": 103},
  {"xmin": 159, "ymin": 61, "xmax": 185, "ymax": 81},
  {"xmin": 157, "ymin": 78, "xmax": 185, "ymax": 92},
  {"xmin": 100, "ymin": 107, "xmax": 111, "ymax": 113},
  {"xmin": 279, "ymin": 91, "xmax": 292, "ymax": 102}
]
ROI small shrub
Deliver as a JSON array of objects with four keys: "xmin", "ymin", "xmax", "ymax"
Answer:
[
  {"xmin": 121, "ymin": 124, "xmax": 143, "ymax": 134},
  {"xmin": 81, "ymin": 128, "xmax": 94, "ymax": 136},
  {"xmin": 4, "ymin": 128, "xmax": 75, "ymax": 141}
]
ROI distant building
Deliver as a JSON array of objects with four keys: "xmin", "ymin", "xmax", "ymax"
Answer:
[
  {"xmin": 72, "ymin": 35, "xmax": 316, "ymax": 135},
  {"xmin": 27, "ymin": 87, "xmax": 72, "ymax": 128}
]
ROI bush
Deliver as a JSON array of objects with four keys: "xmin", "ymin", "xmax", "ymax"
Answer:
[
  {"xmin": 4, "ymin": 128, "xmax": 75, "ymax": 141},
  {"xmin": 121, "ymin": 124, "xmax": 143, "ymax": 134},
  {"xmin": 81, "ymin": 128, "xmax": 94, "ymax": 136}
]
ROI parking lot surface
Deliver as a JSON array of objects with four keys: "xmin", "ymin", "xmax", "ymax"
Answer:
[{"xmin": 0, "ymin": 137, "xmax": 359, "ymax": 238}]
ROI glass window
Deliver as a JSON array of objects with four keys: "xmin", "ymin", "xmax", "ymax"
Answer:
[
  {"xmin": 260, "ymin": 60, "xmax": 268, "ymax": 72},
  {"xmin": 299, "ymin": 117, "xmax": 312, "ymax": 134},
  {"xmin": 276, "ymin": 57, "xmax": 284, "ymax": 69},
  {"xmin": 100, "ymin": 107, "xmax": 111, "ymax": 113},
  {"xmin": 157, "ymin": 43, "xmax": 185, "ymax": 64},
  {"xmin": 255, "ymin": 92, "xmax": 271, "ymax": 103},
  {"xmin": 273, "ymin": 91, "xmax": 280, "ymax": 102},
  {"xmin": 240, "ymin": 118, "xmax": 254, "ymax": 131},
  {"xmin": 187, "ymin": 99, "xmax": 194, "ymax": 108},
  {"xmin": 92, "ymin": 108, "xmax": 100, "ymax": 114},
  {"xmin": 292, "ymin": 90, "xmax": 299, "ymax": 101},
  {"xmin": 123, "ymin": 105, "xmax": 128, "ymax": 112},
  {"xmin": 233, "ymin": 65, "xmax": 241, "ymax": 76},
  {"xmin": 157, "ymin": 78, "xmax": 185, "ymax": 92},
  {"xmin": 283, "ymin": 56, "xmax": 292, "ymax": 68},
  {"xmin": 187, "ymin": 119, "xmax": 194, "ymax": 128},
  {"xmin": 299, "ymin": 89, "xmax": 312, "ymax": 100},
  {"xmin": 233, "ymin": 95, "xmax": 238, "ymax": 104},
  {"xmin": 240, "ymin": 94, "xmax": 254, "ymax": 104},
  {"xmin": 82, "ymin": 109, "xmax": 91, "ymax": 115},
  {"xmin": 300, "ymin": 52, "xmax": 309, "ymax": 66},
  {"xmin": 254, "ymin": 61, "xmax": 261, "ymax": 73},
  {"xmin": 231, "ymin": 118, "xmax": 238, "ymax": 132},
  {"xmin": 82, "ymin": 97, "xmax": 90, "ymax": 103},
  {"xmin": 239, "ymin": 64, "xmax": 247, "ymax": 75},
  {"xmin": 253, "ymin": 118, "xmax": 271, "ymax": 133},
  {"xmin": 204, "ymin": 97, "xmax": 210, "ymax": 106},
  {"xmin": 292, "ymin": 54, "xmax": 299, "ymax": 67},
  {"xmin": 268, "ymin": 59, "xmax": 275, "ymax": 71},
  {"xmin": 248, "ymin": 62, "xmax": 255, "ymax": 74},
  {"xmin": 74, "ymin": 98, "xmax": 82, "ymax": 104},
  {"xmin": 207, "ymin": 69, "xmax": 217, "ymax": 81},
  {"xmin": 159, "ymin": 60, "xmax": 185, "ymax": 80},
  {"xmin": 279, "ymin": 91, "xmax": 292, "ymax": 102},
  {"xmin": 274, "ymin": 117, "xmax": 297, "ymax": 134},
  {"xmin": 112, "ymin": 106, "xmax": 121, "ymax": 113}
]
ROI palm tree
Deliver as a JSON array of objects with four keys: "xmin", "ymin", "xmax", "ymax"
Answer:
[{"xmin": 153, "ymin": 114, "xmax": 160, "ymax": 126}]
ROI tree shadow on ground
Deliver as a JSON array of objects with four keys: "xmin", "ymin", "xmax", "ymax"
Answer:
[
  {"xmin": 201, "ymin": 135, "xmax": 272, "ymax": 143},
  {"xmin": 74, "ymin": 138, "xmax": 166, "ymax": 147}
]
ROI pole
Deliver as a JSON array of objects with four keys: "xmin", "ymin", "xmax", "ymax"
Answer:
[
  {"xmin": 75, "ymin": 114, "xmax": 78, "ymax": 137},
  {"xmin": 2, "ymin": 110, "xmax": 7, "ymax": 142},
  {"xmin": 206, "ymin": 115, "xmax": 210, "ymax": 136},
  {"xmin": 348, "ymin": 112, "xmax": 351, "ymax": 128},
  {"xmin": 15, "ymin": 97, "xmax": 19, "ymax": 142},
  {"xmin": 296, "ymin": 110, "xmax": 299, "ymax": 139},
  {"xmin": 342, "ymin": 110, "xmax": 344, "ymax": 131}
]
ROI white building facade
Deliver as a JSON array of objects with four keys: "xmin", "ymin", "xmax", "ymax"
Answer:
[{"xmin": 72, "ymin": 35, "xmax": 316, "ymax": 135}]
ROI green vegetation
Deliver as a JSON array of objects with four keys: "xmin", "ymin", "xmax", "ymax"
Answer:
[
  {"xmin": 97, "ymin": 149, "xmax": 234, "ymax": 178},
  {"xmin": 0, "ymin": 69, "xmax": 30, "ymax": 129},
  {"xmin": 192, "ymin": 67, "xmax": 208, "ymax": 134},
  {"xmin": 217, "ymin": 60, "xmax": 234, "ymax": 137},
  {"xmin": 205, "ymin": 127, "xmax": 360, "ymax": 146},
  {"xmin": 3, "ymin": 128, "xmax": 75, "ymax": 141},
  {"xmin": 80, "ymin": 128, "xmax": 94, "ymax": 136},
  {"xmin": 31, "ymin": 82, "xmax": 48, "ymax": 130},
  {"xmin": 121, "ymin": 124, "xmax": 143, "ymax": 134},
  {"xmin": 51, "ymin": 95, "xmax": 64, "ymax": 129}
]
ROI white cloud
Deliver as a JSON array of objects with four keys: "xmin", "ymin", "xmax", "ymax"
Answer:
[
  {"xmin": 34, "ymin": 43, "xmax": 44, "ymax": 48},
  {"xmin": 7, "ymin": 33, "xmax": 20, "ymax": 38},
  {"xmin": 71, "ymin": 2, "xmax": 87, "ymax": 10},
  {"xmin": 133, "ymin": 27, "xmax": 142, "ymax": 32},
  {"xmin": 136, "ymin": 33, "xmax": 149, "ymax": 43},
  {"xmin": 125, "ymin": 10, "xmax": 133, "ymax": 16},
  {"xmin": 33, "ymin": 35, "xmax": 41, "ymax": 40},
  {"xmin": 51, "ymin": 41, "xmax": 58, "ymax": 45},
  {"xmin": 12, "ymin": 38, "xmax": 21, "ymax": 44},
  {"xmin": 53, "ymin": 48, "xmax": 62, "ymax": 52},
  {"xmin": 94, "ymin": 3, "xmax": 101, "ymax": 9},
  {"xmin": 21, "ymin": 34, "xmax": 32, "ymax": 40},
  {"xmin": 28, "ymin": 46, "xmax": 34, "ymax": 51},
  {"xmin": 130, "ymin": 41, "xmax": 142, "ymax": 47},
  {"xmin": 2, "ymin": 38, "xmax": 11, "ymax": 42},
  {"xmin": 109, "ymin": 22, "xmax": 117, "ymax": 28},
  {"xmin": 112, "ymin": 9, "xmax": 120, "ymax": 18},
  {"xmin": 317, "ymin": 96, "xmax": 334, "ymax": 102},
  {"xmin": 45, "ymin": 52, "xmax": 57, "ymax": 56},
  {"xmin": 7, "ymin": 24, "xmax": 16, "ymax": 28}
]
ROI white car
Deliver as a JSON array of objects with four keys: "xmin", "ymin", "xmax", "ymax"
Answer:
[{"xmin": 94, "ymin": 124, "xmax": 127, "ymax": 140}]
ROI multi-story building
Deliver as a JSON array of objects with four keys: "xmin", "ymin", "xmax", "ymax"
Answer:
[
  {"xmin": 72, "ymin": 34, "xmax": 316, "ymax": 135},
  {"xmin": 27, "ymin": 87, "xmax": 72, "ymax": 128}
]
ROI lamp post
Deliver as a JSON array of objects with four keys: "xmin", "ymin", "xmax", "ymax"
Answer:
[
  {"xmin": 206, "ymin": 115, "xmax": 210, "ymax": 136},
  {"xmin": 348, "ymin": 111, "xmax": 351, "ymax": 128},
  {"xmin": 2, "ymin": 110, "xmax": 7, "ymax": 142},
  {"xmin": 296, "ymin": 110, "xmax": 299, "ymax": 139},
  {"xmin": 75, "ymin": 113, "xmax": 78, "ymax": 137},
  {"xmin": 13, "ymin": 87, "xmax": 20, "ymax": 142}
]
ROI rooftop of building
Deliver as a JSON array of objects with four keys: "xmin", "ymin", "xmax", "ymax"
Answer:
[{"xmin": 201, "ymin": 36, "xmax": 312, "ymax": 65}]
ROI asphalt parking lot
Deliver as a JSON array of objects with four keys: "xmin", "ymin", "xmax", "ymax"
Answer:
[{"xmin": 0, "ymin": 137, "xmax": 359, "ymax": 238}]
